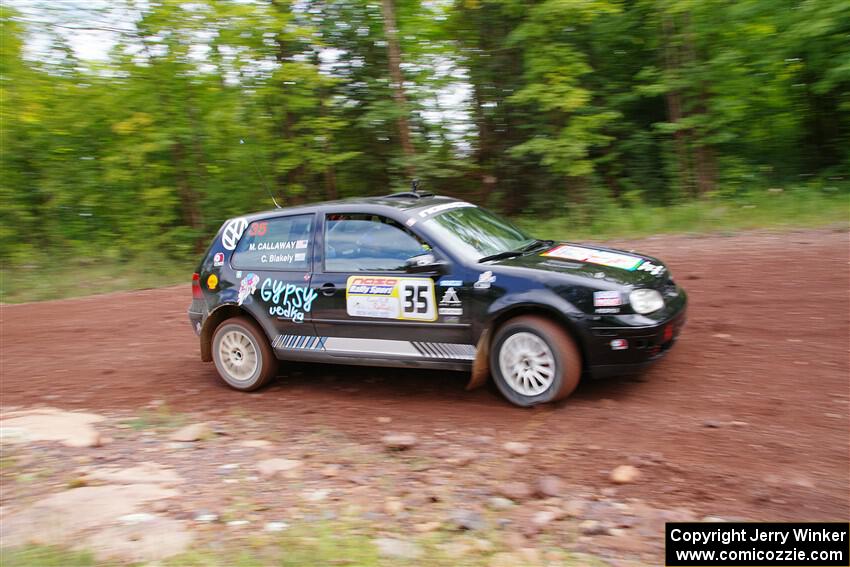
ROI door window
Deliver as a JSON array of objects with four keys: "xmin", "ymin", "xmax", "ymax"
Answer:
[
  {"xmin": 231, "ymin": 214, "xmax": 313, "ymax": 270},
  {"xmin": 324, "ymin": 214, "xmax": 430, "ymax": 272}
]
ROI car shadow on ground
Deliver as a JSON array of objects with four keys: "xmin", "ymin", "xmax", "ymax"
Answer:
[{"xmin": 200, "ymin": 359, "xmax": 652, "ymax": 412}]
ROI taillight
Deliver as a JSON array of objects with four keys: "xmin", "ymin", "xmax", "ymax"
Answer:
[{"xmin": 192, "ymin": 273, "xmax": 203, "ymax": 299}]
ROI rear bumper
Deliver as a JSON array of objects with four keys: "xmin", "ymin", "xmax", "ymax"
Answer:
[
  {"xmin": 188, "ymin": 300, "xmax": 205, "ymax": 336},
  {"xmin": 585, "ymin": 306, "xmax": 687, "ymax": 379}
]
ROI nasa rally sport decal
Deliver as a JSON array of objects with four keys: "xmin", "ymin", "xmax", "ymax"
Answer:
[
  {"xmin": 542, "ymin": 245, "xmax": 643, "ymax": 271},
  {"xmin": 346, "ymin": 276, "xmax": 436, "ymax": 322}
]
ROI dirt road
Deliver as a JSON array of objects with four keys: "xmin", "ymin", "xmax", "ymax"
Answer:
[{"xmin": 2, "ymin": 229, "xmax": 848, "ymax": 524}]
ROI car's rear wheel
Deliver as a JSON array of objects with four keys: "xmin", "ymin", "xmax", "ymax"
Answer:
[
  {"xmin": 490, "ymin": 315, "xmax": 581, "ymax": 407},
  {"xmin": 212, "ymin": 317, "xmax": 277, "ymax": 391}
]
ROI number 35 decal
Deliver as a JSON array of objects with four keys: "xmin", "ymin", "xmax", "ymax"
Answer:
[
  {"xmin": 248, "ymin": 222, "xmax": 268, "ymax": 237},
  {"xmin": 400, "ymin": 279, "xmax": 436, "ymax": 321}
]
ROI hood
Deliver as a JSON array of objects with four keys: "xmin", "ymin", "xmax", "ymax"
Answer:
[{"xmin": 488, "ymin": 242, "xmax": 669, "ymax": 288}]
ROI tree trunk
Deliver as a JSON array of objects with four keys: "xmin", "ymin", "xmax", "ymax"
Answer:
[
  {"xmin": 662, "ymin": 14, "xmax": 694, "ymax": 195},
  {"xmin": 380, "ymin": 0, "xmax": 416, "ymax": 176},
  {"xmin": 172, "ymin": 141, "xmax": 203, "ymax": 233},
  {"xmin": 471, "ymin": 79, "xmax": 497, "ymax": 204},
  {"xmin": 694, "ymin": 86, "xmax": 716, "ymax": 194},
  {"xmin": 274, "ymin": 27, "xmax": 302, "ymax": 206}
]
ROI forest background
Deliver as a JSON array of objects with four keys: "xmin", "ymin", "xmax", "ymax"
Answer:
[{"xmin": 1, "ymin": 0, "xmax": 847, "ymax": 301}]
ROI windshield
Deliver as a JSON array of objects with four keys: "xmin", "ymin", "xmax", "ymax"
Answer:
[{"xmin": 422, "ymin": 206, "xmax": 535, "ymax": 260}]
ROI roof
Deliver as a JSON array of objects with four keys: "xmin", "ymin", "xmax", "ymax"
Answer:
[{"xmin": 240, "ymin": 193, "xmax": 466, "ymax": 223}]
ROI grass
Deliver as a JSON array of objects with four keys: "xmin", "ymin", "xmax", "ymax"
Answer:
[
  {"xmin": 1, "ymin": 188, "xmax": 846, "ymax": 304},
  {"xmin": 0, "ymin": 519, "xmax": 617, "ymax": 566},
  {"xmin": 517, "ymin": 187, "xmax": 849, "ymax": 241},
  {"xmin": 118, "ymin": 404, "xmax": 188, "ymax": 432},
  {"xmin": 0, "ymin": 255, "xmax": 191, "ymax": 304},
  {"xmin": 0, "ymin": 546, "xmax": 102, "ymax": 567}
]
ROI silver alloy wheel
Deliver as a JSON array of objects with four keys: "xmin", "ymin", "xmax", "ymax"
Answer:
[
  {"xmin": 218, "ymin": 329, "xmax": 259, "ymax": 382},
  {"xmin": 498, "ymin": 331, "xmax": 556, "ymax": 396}
]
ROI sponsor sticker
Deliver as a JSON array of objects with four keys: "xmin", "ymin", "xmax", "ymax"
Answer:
[
  {"xmin": 221, "ymin": 218, "xmax": 248, "ymax": 251},
  {"xmin": 206, "ymin": 274, "xmax": 218, "ymax": 290},
  {"xmin": 346, "ymin": 276, "xmax": 436, "ymax": 321},
  {"xmin": 636, "ymin": 260, "xmax": 666, "ymax": 276},
  {"xmin": 439, "ymin": 279, "xmax": 463, "ymax": 287},
  {"xmin": 438, "ymin": 286, "xmax": 462, "ymax": 317},
  {"xmin": 595, "ymin": 307, "xmax": 621, "ymax": 314},
  {"xmin": 542, "ymin": 245, "xmax": 643, "ymax": 271},
  {"xmin": 213, "ymin": 252, "xmax": 224, "ymax": 267},
  {"xmin": 594, "ymin": 290, "xmax": 622, "ymax": 307},
  {"xmin": 438, "ymin": 307, "xmax": 463, "ymax": 316},
  {"xmin": 237, "ymin": 273, "xmax": 260, "ymax": 306},
  {"xmin": 440, "ymin": 287, "xmax": 461, "ymax": 305},
  {"xmin": 417, "ymin": 201, "xmax": 476, "ymax": 218},
  {"xmin": 473, "ymin": 271, "xmax": 496, "ymax": 289},
  {"xmin": 259, "ymin": 278, "xmax": 317, "ymax": 323}
]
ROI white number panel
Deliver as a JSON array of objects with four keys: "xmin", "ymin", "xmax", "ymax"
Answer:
[{"xmin": 399, "ymin": 278, "xmax": 436, "ymax": 321}]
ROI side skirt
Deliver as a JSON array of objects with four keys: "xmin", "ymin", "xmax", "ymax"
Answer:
[{"xmin": 271, "ymin": 335, "xmax": 475, "ymax": 372}]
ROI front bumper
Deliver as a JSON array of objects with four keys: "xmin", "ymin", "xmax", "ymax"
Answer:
[{"xmin": 585, "ymin": 306, "xmax": 687, "ymax": 379}]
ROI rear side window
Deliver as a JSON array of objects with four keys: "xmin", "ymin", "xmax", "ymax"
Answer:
[{"xmin": 231, "ymin": 214, "xmax": 313, "ymax": 270}]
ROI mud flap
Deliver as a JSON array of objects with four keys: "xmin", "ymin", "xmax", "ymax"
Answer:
[{"xmin": 466, "ymin": 329, "xmax": 491, "ymax": 390}]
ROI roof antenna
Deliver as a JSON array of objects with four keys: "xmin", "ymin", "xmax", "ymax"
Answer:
[
  {"xmin": 411, "ymin": 178, "xmax": 420, "ymax": 194},
  {"xmin": 240, "ymin": 138, "xmax": 281, "ymax": 209}
]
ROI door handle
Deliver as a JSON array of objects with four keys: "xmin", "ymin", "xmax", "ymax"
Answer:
[{"xmin": 320, "ymin": 282, "xmax": 337, "ymax": 296}]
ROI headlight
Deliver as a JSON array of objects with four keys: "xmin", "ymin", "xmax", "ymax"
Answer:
[{"xmin": 629, "ymin": 289, "xmax": 664, "ymax": 314}]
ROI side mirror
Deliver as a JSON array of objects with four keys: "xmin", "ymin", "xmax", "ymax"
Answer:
[{"xmin": 404, "ymin": 253, "xmax": 448, "ymax": 274}]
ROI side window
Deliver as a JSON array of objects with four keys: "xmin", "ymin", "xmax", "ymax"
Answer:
[
  {"xmin": 231, "ymin": 214, "xmax": 313, "ymax": 270},
  {"xmin": 325, "ymin": 214, "xmax": 430, "ymax": 272}
]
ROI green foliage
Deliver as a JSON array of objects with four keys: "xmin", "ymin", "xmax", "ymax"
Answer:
[
  {"xmin": 0, "ymin": 0, "xmax": 847, "ymax": 278},
  {"xmin": 0, "ymin": 545, "xmax": 100, "ymax": 567}
]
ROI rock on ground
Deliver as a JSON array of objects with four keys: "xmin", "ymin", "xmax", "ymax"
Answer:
[
  {"xmin": 82, "ymin": 516, "xmax": 193, "ymax": 562},
  {"xmin": 381, "ymin": 433, "xmax": 417, "ymax": 450},
  {"xmin": 169, "ymin": 422, "xmax": 211, "ymax": 442},
  {"xmin": 0, "ymin": 407, "xmax": 104, "ymax": 448},
  {"xmin": 579, "ymin": 519, "xmax": 611, "ymax": 536},
  {"xmin": 84, "ymin": 462, "xmax": 184, "ymax": 486},
  {"xmin": 449, "ymin": 509, "xmax": 486, "ymax": 531},
  {"xmin": 240, "ymin": 439, "xmax": 272, "ymax": 448},
  {"xmin": 0, "ymin": 484, "xmax": 180, "ymax": 547},
  {"xmin": 536, "ymin": 475, "xmax": 564, "ymax": 497},
  {"xmin": 497, "ymin": 481, "xmax": 533, "ymax": 501},
  {"xmin": 610, "ymin": 465, "xmax": 641, "ymax": 484},
  {"xmin": 374, "ymin": 537, "xmax": 424, "ymax": 560},
  {"xmin": 502, "ymin": 441, "xmax": 530, "ymax": 456},
  {"xmin": 257, "ymin": 458, "xmax": 303, "ymax": 479}
]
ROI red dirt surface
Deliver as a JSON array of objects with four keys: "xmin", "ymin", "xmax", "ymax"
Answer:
[{"xmin": 2, "ymin": 229, "xmax": 848, "ymax": 522}]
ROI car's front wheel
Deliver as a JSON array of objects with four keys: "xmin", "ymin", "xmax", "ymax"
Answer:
[
  {"xmin": 490, "ymin": 315, "xmax": 582, "ymax": 407},
  {"xmin": 212, "ymin": 316, "xmax": 277, "ymax": 391}
]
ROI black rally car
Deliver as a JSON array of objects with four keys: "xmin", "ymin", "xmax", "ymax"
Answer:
[{"xmin": 188, "ymin": 192, "xmax": 686, "ymax": 407}]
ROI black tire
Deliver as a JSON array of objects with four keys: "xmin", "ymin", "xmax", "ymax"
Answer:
[
  {"xmin": 211, "ymin": 316, "xmax": 277, "ymax": 391},
  {"xmin": 489, "ymin": 315, "xmax": 582, "ymax": 407}
]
